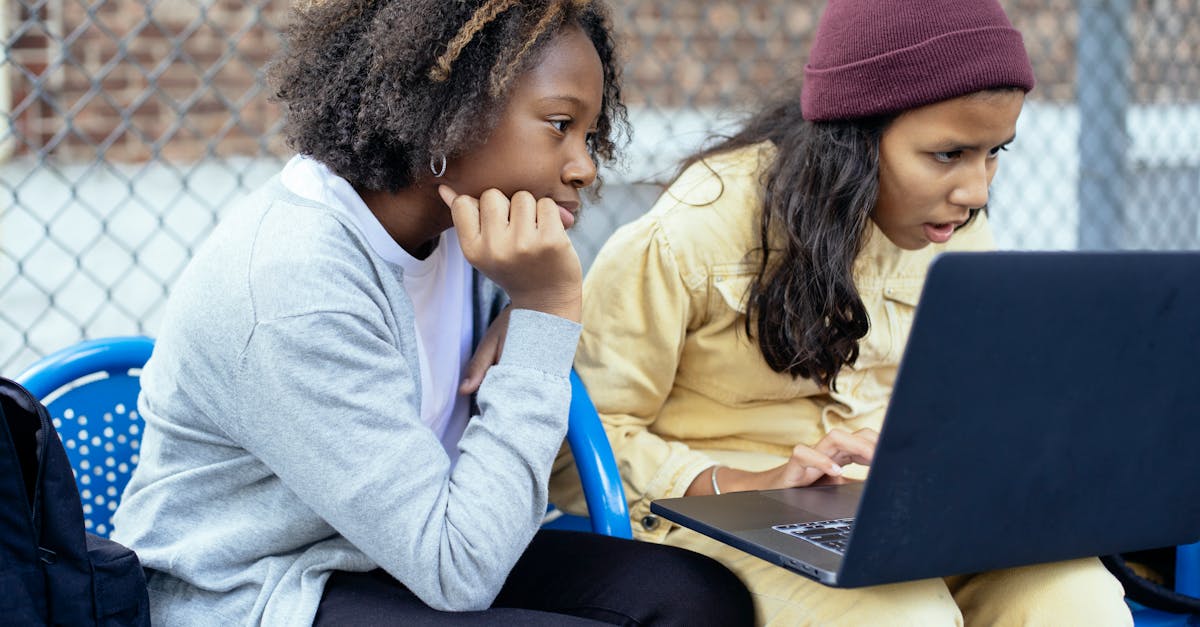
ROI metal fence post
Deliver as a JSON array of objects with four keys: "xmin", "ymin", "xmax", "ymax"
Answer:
[{"xmin": 1076, "ymin": 0, "xmax": 1132, "ymax": 250}]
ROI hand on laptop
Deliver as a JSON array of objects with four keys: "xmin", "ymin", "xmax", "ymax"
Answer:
[
  {"xmin": 692, "ymin": 428, "xmax": 878, "ymax": 494},
  {"xmin": 777, "ymin": 427, "xmax": 877, "ymax": 488}
]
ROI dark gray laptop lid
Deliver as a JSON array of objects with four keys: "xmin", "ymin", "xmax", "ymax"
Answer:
[{"xmin": 837, "ymin": 251, "xmax": 1200, "ymax": 587}]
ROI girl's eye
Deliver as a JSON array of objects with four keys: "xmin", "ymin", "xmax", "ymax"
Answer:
[
  {"xmin": 550, "ymin": 119, "xmax": 570, "ymax": 133},
  {"xmin": 987, "ymin": 143, "xmax": 1011, "ymax": 159},
  {"xmin": 933, "ymin": 151, "xmax": 961, "ymax": 163}
]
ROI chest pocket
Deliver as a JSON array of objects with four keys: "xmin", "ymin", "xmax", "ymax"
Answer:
[
  {"xmin": 698, "ymin": 267, "xmax": 821, "ymax": 404},
  {"xmin": 711, "ymin": 269, "xmax": 753, "ymax": 314},
  {"xmin": 877, "ymin": 284, "xmax": 922, "ymax": 365},
  {"xmin": 840, "ymin": 282, "xmax": 919, "ymax": 372}
]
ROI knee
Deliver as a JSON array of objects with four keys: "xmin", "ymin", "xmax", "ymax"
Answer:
[
  {"xmin": 637, "ymin": 544, "xmax": 755, "ymax": 627},
  {"xmin": 1026, "ymin": 560, "xmax": 1132, "ymax": 626},
  {"xmin": 777, "ymin": 580, "xmax": 961, "ymax": 627},
  {"xmin": 963, "ymin": 559, "xmax": 1133, "ymax": 627}
]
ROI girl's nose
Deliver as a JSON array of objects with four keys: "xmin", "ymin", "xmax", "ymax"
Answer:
[
  {"xmin": 950, "ymin": 159, "xmax": 991, "ymax": 209},
  {"xmin": 564, "ymin": 148, "xmax": 597, "ymax": 189}
]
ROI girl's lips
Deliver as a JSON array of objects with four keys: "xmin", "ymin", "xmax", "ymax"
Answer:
[
  {"xmin": 557, "ymin": 203, "xmax": 577, "ymax": 229},
  {"xmin": 923, "ymin": 222, "xmax": 956, "ymax": 244}
]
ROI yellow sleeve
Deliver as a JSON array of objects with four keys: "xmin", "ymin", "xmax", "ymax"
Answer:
[
  {"xmin": 550, "ymin": 210, "xmax": 718, "ymax": 538},
  {"xmin": 549, "ymin": 144, "xmax": 770, "ymax": 539}
]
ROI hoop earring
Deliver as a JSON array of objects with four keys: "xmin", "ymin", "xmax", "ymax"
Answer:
[{"xmin": 430, "ymin": 154, "xmax": 447, "ymax": 178}]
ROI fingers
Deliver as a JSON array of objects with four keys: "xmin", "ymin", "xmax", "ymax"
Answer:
[
  {"xmin": 442, "ymin": 187, "xmax": 582, "ymax": 321},
  {"xmin": 436, "ymin": 183, "xmax": 459, "ymax": 209},
  {"xmin": 536, "ymin": 197, "xmax": 566, "ymax": 237},
  {"xmin": 814, "ymin": 428, "xmax": 877, "ymax": 467},
  {"xmin": 458, "ymin": 338, "xmax": 496, "ymax": 394},
  {"xmin": 781, "ymin": 428, "xmax": 879, "ymax": 488},
  {"xmin": 440, "ymin": 186, "xmax": 562, "ymax": 236},
  {"xmin": 508, "ymin": 191, "xmax": 538, "ymax": 240},
  {"xmin": 477, "ymin": 188, "xmax": 512, "ymax": 237},
  {"xmin": 810, "ymin": 473, "xmax": 851, "ymax": 487},
  {"xmin": 441, "ymin": 184, "xmax": 481, "ymax": 243},
  {"xmin": 788, "ymin": 446, "xmax": 845, "ymax": 478},
  {"xmin": 458, "ymin": 308, "xmax": 510, "ymax": 395},
  {"xmin": 854, "ymin": 427, "xmax": 880, "ymax": 447}
]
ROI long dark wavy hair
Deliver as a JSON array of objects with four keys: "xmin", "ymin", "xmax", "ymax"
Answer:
[
  {"xmin": 268, "ymin": 0, "xmax": 627, "ymax": 193},
  {"xmin": 680, "ymin": 98, "xmax": 895, "ymax": 391},
  {"xmin": 681, "ymin": 95, "xmax": 997, "ymax": 390}
]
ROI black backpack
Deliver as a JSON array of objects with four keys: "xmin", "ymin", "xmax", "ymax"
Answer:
[{"xmin": 0, "ymin": 376, "xmax": 150, "ymax": 625}]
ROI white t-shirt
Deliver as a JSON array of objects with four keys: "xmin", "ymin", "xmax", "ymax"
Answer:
[{"xmin": 280, "ymin": 155, "xmax": 473, "ymax": 462}]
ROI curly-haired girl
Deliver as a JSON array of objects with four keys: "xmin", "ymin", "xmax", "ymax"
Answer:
[
  {"xmin": 111, "ymin": 1, "xmax": 753, "ymax": 624},
  {"xmin": 552, "ymin": 0, "xmax": 1132, "ymax": 624}
]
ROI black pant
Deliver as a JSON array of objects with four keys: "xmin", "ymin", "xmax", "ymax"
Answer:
[{"xmin": 314, "ymin": 529, "xmax": 754, "ymax": 626}]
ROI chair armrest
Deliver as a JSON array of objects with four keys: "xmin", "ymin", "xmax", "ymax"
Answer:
[{"xmin": 565, "ymin": 369, "xmax": 633, "ymax": 539}]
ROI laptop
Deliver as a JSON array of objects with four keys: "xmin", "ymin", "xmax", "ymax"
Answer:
[{"xmin": 651, "ymin": 251, "xmax": 1200, "ymax": 588}]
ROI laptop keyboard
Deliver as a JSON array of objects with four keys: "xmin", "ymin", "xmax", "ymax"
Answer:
[{"xmin": 772, "ymin": 517, "xmax": 855, "ymax": 555}]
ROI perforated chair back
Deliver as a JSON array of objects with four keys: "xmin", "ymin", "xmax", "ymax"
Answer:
[{"xmin": 15, "ymin": 336, "xmax": 155, "ymax": 538}]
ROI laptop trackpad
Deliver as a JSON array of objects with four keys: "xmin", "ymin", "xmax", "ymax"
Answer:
[{"xmin": 761, "ymin": 483, "xmax": 864, "ymax": 521}]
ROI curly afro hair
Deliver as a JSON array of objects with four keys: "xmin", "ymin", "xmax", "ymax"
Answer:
[{"xmin": 268, "ymin": 0, "xmax": 627, "ymax": 193}]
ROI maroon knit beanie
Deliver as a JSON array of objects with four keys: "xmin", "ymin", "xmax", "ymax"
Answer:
[{"xmin": 801, "ymin": 0, "xmax": 1036, "ymax": 122}]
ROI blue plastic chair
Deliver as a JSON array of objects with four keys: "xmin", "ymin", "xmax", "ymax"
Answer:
[
  {"xmin": 547, "ymin": 370, "xmax": 633, "ymax": 538},
  {"xmin": 14, "ymin": 335, "xmax": 155, "ymax": 538},
  {"xmin": 15, "ymin": 336, "xmax": 634, "ymax": 540}
]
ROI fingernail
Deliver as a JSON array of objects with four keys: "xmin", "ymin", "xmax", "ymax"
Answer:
[{"xmin": 829, "ymin": 464, "xmax": 843, "ymax": 476}]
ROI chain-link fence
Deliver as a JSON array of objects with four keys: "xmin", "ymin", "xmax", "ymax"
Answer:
[{"xmin": 3, "ymin": 0, "xmax": 1199, "ymax": 373}]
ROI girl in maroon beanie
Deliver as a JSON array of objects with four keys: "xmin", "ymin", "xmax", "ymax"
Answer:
[{"xmin": 552, "ymin": 0, "xmax": 1133, "ymax": 624}]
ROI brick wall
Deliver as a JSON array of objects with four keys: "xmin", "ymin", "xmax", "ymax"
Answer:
[
  {"xmin": 4, "ymin": 0, "xmax": 1198, "ymax": 162},
  {"xmin": 7, "ymin": 0, "xmax": 288, "ymax": 162},
  {"xmin": 617, "ymin": 0, "xmax": 1199, "ymax": 107}
]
